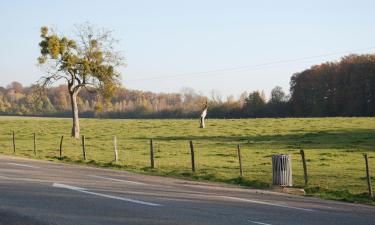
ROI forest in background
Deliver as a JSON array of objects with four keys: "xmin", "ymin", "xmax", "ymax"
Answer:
[{"xmin": 1, "ymin": 54, "xmax": 375, "ymax": 118}]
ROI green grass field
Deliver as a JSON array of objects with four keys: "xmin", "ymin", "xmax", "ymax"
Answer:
[{"xmin": 1, "ymin": 116, "xmax": 375, "ymax": 204}]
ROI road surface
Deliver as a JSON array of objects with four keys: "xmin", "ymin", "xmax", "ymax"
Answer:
[{"xmin": 0, "ymin": 155, "xmax": 374, "ymax": 225}]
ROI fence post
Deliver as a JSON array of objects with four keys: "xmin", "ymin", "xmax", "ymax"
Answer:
[
  {"xmin": 33, "ymin": 133, "xmax": 36, "ymax": 156},
  {"xmin": 237, "ymin": 145, "xmax": 243, "ymax": 177},
  {"xmin": 190, "ymin": 140, "xmax": 195, "ymax": 173},
  {"xmin": 364, "ymin": 153, "xmax": 373, "ymax": 198},
  {"xmin": 12, "ymin": 131, "xmax": 15, "ymax": 153},
  {"xmin": 82, "ymin": 135, "xmax": 86, "ymax": 160},
  {"xmin": 300, "ymin": 149, "xmax": 308, "ymax": 186},
  {"xmin": 114, "ymin": 136, "xmax": 118, "ymax": 162},
  {"xmin": 150, "ymin": 139, "xmax": 155, "ymax": 168},
  {"xmin": 59, "ymin": 135, "xmax": 64, "ymax": 157}
]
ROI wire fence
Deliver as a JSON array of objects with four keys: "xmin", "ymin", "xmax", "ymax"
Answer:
[{"xmin": 1, "ymin": 130, "xmax": 374, "ymax": 200}]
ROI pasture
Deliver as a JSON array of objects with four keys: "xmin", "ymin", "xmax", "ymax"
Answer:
[{"xmin": 0, "ymin": 116, "xmax": 375, "ymax": 204}]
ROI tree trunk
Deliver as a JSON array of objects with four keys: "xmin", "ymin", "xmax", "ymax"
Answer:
[
  {"xmin": 200, "ymin": 106, "xmax": 208, "ymax": 128},
  {"xmin": 70, "ymin": 93, "xmax": 80, "ymax": 139}
]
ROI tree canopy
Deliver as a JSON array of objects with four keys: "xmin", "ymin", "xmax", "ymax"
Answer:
[
  {"xmin": 38, "ymin": 24, "xmax": 123, "ymax": 97},
  {"xmin": 290, "ymin": 54, "xmax": 375, "ymax": 116}
]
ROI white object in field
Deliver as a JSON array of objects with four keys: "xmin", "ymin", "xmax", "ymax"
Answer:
[{"xmin": 200, "ymin": 103, "xmax": 208, "ymax": 128}]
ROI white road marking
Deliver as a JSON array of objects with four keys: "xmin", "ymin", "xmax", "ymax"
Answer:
[
  {"xmin": 220, "ymin": 196, "xmax": 314, "ymax": 212},
  {"xmin": 52, "ymin": 183, "xmax": 161, "ymax": 207},
  {"xmin": 248, "ymin": 220, "xmax": 273, "ymax": 225},
  {"xmin": 89, "ymin": 175, "xmax": 146, "ymax": 185},
  {"xmin": 53, "ymin": 183, "xmax": 86, "ymax": 191},
  {"xmin": 7, "ymin": 163, "xmax": 39, "ymax": 168}
]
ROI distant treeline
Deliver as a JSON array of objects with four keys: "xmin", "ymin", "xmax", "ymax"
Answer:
[
  {"xmin": 290, "ymin": 54, "xmax": 375, "ymax": 117},
  {"xmin": 1, "ymin": 54, "xmax": 375, "ymax": 118}
]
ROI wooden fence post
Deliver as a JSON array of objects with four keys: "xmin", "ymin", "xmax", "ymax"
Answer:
[
  {"xmin": 300, "ymin": 149, "xmax": 308, "ymax": 186},
  {"xmin": 12, "ymin": 131, "xmax": 15, "ymax": 153},
  {"xmin": 364, "ymin": 153, "xmax": 373, "ymax": 198},
  {"xmin": 33, "ymin": 133, "xmax": 36, "ymax": 156},
  {"xmin": 82, "ymin": 135, "xmax": 86, "ymax": 160},
  {"xmin": 59, "ymin": 135, "xmax": 64, "ymax": 157},
  {"xmin": 150, "ymin": 139, "xmax": 155, "ymax": 168},
  {"xmin": 237, "ymin": 145, "xmax": 243, "ymax": 177},
  {"xmin": 114, "ymin": 136, "xmax": 118, "ymax": 162},
  {"xmin": 190, "ymin": 140, "xmax": 195, "ymax": 172}
]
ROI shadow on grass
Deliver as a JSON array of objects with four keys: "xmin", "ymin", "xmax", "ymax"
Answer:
[
  {"xmin": 135, "ymin": 129, "xmax": 375, "ymax": 150},
  {"xmin": 160, "ymin": 169, "xmax": 270, "ymax": 189},
  {"xmin": 58, "ymin": 156, "xmax": 69, "ymax": 160},
  {"xmin": 305, "ymin": 186, "xmax": 375, "ymax": 205},
  {"xmin": 48, "ymin": 156, "xmax": 136, "ymax": 169},
  {"xmin": 228, "ymin": 177, "xmax": 270, "ymax": 189},
  {"xmin": 49, "ymin": 156, "xmax": 72, "ymax": 161}
]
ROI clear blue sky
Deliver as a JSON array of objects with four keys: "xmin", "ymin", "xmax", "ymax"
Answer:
[{"xmin": 1, "ymin": 0, "xmax": 374, "ymax": 98}]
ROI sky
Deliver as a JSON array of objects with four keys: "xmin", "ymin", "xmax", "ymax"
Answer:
[{"xmin": 0, "ymin": 0, "xmax": 375, "ymax": 99}]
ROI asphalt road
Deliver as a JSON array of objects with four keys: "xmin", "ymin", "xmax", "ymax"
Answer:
[{"xmin": 0, "ymin": 155, "xmax": 374, "ymax": 225}]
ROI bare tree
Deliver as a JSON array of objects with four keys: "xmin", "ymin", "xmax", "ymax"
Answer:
[{"xmin": 210, "ymin": 89, "xmax": 222, "ymax": 103}]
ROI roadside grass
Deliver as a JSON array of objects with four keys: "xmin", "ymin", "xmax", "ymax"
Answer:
[{"xmin": 0, "ymin": 116, "xmax": 375, "ymax": 205}]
